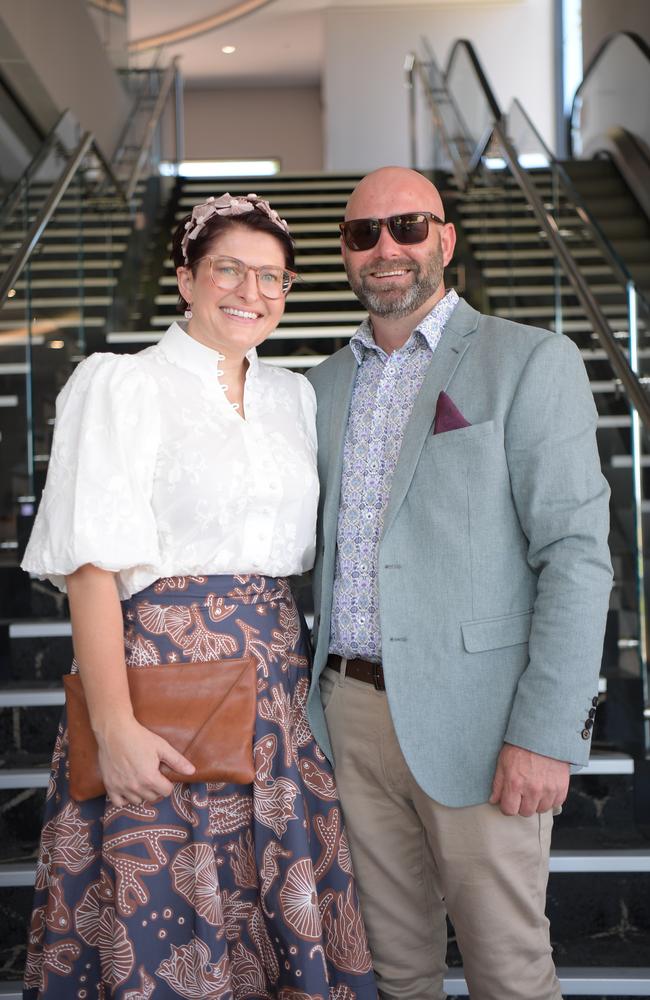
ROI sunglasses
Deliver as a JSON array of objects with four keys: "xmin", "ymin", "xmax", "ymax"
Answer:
[{"xmin": 339, "ymin": 212, "xmax": 446, "ymax": 251}]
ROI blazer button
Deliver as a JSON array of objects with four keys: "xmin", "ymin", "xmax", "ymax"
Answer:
[
  {"xmin": 581, "ymin": 728, "xmax": 591, "ymax": 740},
  {"xmin": 584, "ymin": 718, "xmax": 594, "ymax": 730},
  {"xmin": 588, "ymin": 708, "xmax": 597, "ymax": 719},
  {"xmin": 592, "ymin": 696, "xmax": 599, "ymax": 707}
]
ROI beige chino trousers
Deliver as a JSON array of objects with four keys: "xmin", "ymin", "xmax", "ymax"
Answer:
[{"xmin": 320, "ymin": 666, "xmax": 563, "ymax": 1000}]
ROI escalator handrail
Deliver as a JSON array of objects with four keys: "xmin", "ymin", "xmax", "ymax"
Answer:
[
  {"xmin": 509, "ymin": 96, "xmax": 650, "ymax": 318},
  {"xmin": 569, "ymin": 31, "xmax": 650, "ymax": 157},
  {"xmin": 409, "ymin": 42, "xmax": 650, "ymax": 430},
  {"xmin": 446, "ymin": 38, "xmax": 502, "ymax": 120}
]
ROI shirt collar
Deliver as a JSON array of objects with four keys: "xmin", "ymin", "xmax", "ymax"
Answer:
[
  {"xmin": 350, "ymin": 288, "xmax": 460, "ymax": 364},
  {"xmin": 158, "ymin": 321, "xmax": 259, "ymax": 384}
]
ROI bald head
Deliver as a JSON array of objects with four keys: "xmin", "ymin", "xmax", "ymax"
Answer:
[
  {"xmin": 345, "ymin": 167, "xmax": 446, "ymax": 222},
  {"xmin": 340, "ymin": 167, "xmax": 456, "ymax": 341}
]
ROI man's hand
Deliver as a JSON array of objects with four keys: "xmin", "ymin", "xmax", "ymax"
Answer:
[{"xmin": 489, "ymin": 743, "xmax": 570, "ymax": 816}]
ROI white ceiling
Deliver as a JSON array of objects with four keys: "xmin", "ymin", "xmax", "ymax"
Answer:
[{"xmin": 127, "ymin": 0, "xmax": 521, "ymax": 88}]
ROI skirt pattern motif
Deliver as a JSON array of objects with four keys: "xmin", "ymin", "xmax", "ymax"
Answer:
[{"xmin": 24, "ymin": 575, "xmax": 376, "ymax": 1000}]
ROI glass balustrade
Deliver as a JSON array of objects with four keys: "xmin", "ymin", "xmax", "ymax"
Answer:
[{"xmin": 0, "ymin": 131, "xmax": 142, "ymax": 555}]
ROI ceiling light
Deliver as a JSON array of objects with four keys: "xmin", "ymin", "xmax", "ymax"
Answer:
[{"xmin": 221, "ymin": 45, "xmax": 236, "ymax": 54}]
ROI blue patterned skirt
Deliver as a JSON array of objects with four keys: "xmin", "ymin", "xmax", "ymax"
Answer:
[{"xmin": 24, "ymin": 575, "xmax": 377, "ymax": 999}]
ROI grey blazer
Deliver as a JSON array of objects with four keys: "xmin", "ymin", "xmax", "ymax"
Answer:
[{"xmin": 306, "ymin": 298, "xmax": 613, "ymax": 807}]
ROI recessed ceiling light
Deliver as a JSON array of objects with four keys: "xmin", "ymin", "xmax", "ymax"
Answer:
[{"xmin": 221, "ymin": 45, "xmax": 236, "ymax": 54}]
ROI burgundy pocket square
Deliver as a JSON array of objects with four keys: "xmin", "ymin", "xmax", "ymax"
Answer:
[{"xmin": 434, "ymin": 392, "xmax": 471, "ymax": 434}]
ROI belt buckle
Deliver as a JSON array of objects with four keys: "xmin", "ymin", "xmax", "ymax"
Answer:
[{"xmin": 372, "ymin": 662, "xmax": 383, "ymax": 691}]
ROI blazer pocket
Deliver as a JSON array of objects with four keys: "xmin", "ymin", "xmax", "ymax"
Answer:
[
  {"xmin": 461, "ymin": 609, "xmax": 533, "ymax": 653},
  {"xmin": 429, "ymin": 419, "xmax": 495, "ymax": 444}
]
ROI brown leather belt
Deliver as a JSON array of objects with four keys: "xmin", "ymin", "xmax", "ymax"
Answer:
[{"xmin": 327, "ymin": 653, "xmax": 385, "ymax": 691}]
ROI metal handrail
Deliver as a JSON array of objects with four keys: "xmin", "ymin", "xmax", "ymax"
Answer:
[
  {"xmin": 408, "ymin": 41, "xmax": 650, "ymax": 430},
  {"xmin": 125, "ymin": 58, "xmax": 179, "ymax": 201},
  {"xmin": 0, "ymin": 132, "xmax": 95, "ymax": 308}
]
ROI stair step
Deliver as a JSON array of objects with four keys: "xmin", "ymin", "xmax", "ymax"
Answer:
[
  {"xmin": 487, "ymin": 284, "xmax": 624, "ymax": 297},
  {"xmin": 154, "ymin": 290, "xmax": 360, "ymax": 306},
  {"xmin": 107, "ymin": 326, "xmax": 357, "ymax": 345},
  {"xmin": 0, "ymin": 316, "xmax": 105, "ymax": 330},
  {"xmin": 8, "ymin": 621, "xmax": 72, "ymax": 638},
  {"xmin": 0, "ymin": 768, "xmax": 49, "ymax": 788},
  {"xmin": 483, "ymin": 265, "xmax": 617, "ymax": 279},
  {"xmin": 13, "ymin": 277, "xmax": 117, "ymax": 290},
  {"xmin": 0, "ymin": 969, "xmax": 649, "ymax": 998},
  {"xmin": 1, "ymin": 845, "xmax": 647, "ymax": 888},
  {"xmin": 1, "ymin": 295, "xmax": 113, "ymax": 308},
  {"xmin": 0, "ymin": 363, "xmax": 29, "ymax": 375},
  {"xmin": 0, "ymin": 688, "xmax": 65, "ymax": 707},
  {"xmin": 549, "ymin": 850, "xmax": 650, "ymax": 873},
  {"xmin": 1, "ymin": 242, "xmax": 127, "ymax": 255},
  {"xmin": 159, "ymin": 271, "xmax": 351, "ymax": 287},
  {"xmin": 2, "ymin": 226, "xmax": 131, "ymax": 239},
  {"xmin": 151, "ymin": 310, "xmax": 366, "ymax": 326},
  {"xmin": 181, "ymin": 174, "xmax": 361, "ymax": 189},
  {"xmin": 7, "ymin": 259, "xmax": 122, "ymax": 272}
]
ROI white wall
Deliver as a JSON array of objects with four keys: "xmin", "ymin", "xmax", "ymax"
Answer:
[
  {"xmin": 323, "ymin": 0, "xmax": 555, "ymax": 171},
  {"xmin": 183, "ymin": 87, "xmax": 323, "ymax": 172},
  {"xmin": 0, "ymin": 0, "xmax": 130, "ymax": 157}
]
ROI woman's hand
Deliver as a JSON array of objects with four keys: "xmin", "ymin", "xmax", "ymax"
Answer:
[{"xmin": 95, "ymin": 715, "xmax": 195, "ymax": 807}]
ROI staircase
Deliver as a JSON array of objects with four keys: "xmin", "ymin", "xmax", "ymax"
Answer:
[{"xmin": 1, "ymin": 169, "xmax": 649, "ymax": 994}]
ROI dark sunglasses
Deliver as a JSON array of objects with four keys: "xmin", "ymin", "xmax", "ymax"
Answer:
[{"xmin": 339, "ymin": 212, "xmax": 446, "ymax": 251}]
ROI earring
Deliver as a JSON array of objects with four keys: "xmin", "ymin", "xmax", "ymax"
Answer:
[{"xmin": 184, "ymin": 305, "xmax": 193, "ymax": 319}]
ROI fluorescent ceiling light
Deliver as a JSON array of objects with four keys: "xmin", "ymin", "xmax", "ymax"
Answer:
[
  {"xmin": 160, "ymin": 160, "xmax": 280, "ymax": 178},
  {"xmin": 221, "ymin": 45, "xmax": 236, "ymax": 54}
]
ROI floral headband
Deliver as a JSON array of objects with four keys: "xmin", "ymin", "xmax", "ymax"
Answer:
[{"xmin": 181, "ymin": 193, "xmax": 291, "ymax": 264}]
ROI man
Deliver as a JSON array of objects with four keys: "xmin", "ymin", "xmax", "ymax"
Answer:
[{"xmin": 306, "ymin": 167, "xmax": 612, "ymax": 1000}]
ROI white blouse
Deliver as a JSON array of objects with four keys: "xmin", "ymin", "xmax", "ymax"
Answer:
[{"xmin": 22, "ymin": 322, "xmax": 319, "ymax": 599}]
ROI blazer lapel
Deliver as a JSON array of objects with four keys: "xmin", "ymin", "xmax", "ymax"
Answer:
[
  {"xmin": 381, "ymin": 299, "xmax": 479, "ymax": 542},
  {"xmin": 322, "ymin": 348, "xmax": 358, "ymax": 529}
]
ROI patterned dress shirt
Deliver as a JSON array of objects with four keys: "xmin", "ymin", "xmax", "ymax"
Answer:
[{"xmin": 329, "ymin": 288, "xmax": 460, "ymax": 661}]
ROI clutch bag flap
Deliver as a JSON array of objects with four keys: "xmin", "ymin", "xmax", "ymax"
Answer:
[{"xmin": 63, "ymin": 656, "xmax": 256, "ymax": 801}]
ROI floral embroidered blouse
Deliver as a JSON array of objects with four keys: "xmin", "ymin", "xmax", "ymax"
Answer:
[{"xmin": 22, "ymin": 322, "xmax": 319, "ymax": 598}]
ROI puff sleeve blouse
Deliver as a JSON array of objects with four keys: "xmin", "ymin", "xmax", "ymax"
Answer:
[{"xmin": 22, "ymin": 323, "xmax": 319, "ymax": 598}]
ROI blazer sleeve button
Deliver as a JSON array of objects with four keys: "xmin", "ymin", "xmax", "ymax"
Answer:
[
  {"xmin": 592, "ymin": 696, "xmax": 599, "ymax": 707},
  {"xmin": 581, "ymin": 728, "xmax": 592, "ymax": 740}
]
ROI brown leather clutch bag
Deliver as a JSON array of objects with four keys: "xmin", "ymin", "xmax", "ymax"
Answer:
[{"xmin": 63, "ymin": 656, "xmax": 257, "ymax": 801}]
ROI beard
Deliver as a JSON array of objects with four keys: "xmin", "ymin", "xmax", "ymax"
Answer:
[{"xmin": 345, "ymin": 245, "xmax": 445, "ymax": 319}]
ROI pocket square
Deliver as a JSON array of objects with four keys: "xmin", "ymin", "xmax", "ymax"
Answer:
[{"xmin": 434, "ymin": 391, "xmax": 471, "ymax": 435}]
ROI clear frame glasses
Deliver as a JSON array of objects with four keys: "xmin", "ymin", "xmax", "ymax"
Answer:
[{"xmin": 195, "ymin": 255, "xmax": 297, "ymax": 299}]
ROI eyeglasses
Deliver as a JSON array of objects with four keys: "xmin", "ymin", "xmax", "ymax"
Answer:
[
  {"xmin": 339, "ymin": 212, "xmax": 446, "ymax": 251},
  {"xmin": 195, "ymin": 255, "xmax": 297, "ymax": 299}
]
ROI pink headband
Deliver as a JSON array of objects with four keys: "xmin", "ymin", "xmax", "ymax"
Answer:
[{"xmin": 181, "ymin": 192, "xmax": 291, "ymax": 264}]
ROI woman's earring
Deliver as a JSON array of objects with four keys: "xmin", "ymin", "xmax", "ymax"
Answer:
[{"xmin": 184, "ymin": 305, "xmax": 193, "ymax": 320}]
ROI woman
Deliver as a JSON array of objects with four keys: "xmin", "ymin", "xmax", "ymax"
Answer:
[{"xmin": 21, "ymin": 193, "xmax": 377, "ymax": 999}]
